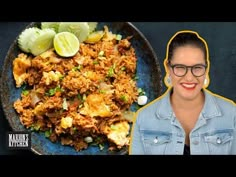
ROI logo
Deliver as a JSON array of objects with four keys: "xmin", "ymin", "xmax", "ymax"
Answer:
[{"xmin": 7, "ymin": 132, "xmax": 31, "ymax": 149}]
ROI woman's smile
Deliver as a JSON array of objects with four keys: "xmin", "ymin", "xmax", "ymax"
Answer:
[{"xmin": 181, "ymin": 82, "xmax": 197, "ymax": 90}]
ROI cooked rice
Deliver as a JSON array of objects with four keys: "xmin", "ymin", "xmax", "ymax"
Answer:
[{"xmin": 13, "ymin": 25, "xmax": 138, "ymax": 152}]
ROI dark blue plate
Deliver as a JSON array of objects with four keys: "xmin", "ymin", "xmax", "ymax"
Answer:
[{"xmin": 0, "ymin": 22, "xmax": 162, "ymax": 155}]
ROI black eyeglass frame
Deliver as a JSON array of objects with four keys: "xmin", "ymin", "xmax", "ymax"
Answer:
[{"xmin": 168, "ymin": 63, "xmax": 208, "ymax": 77}]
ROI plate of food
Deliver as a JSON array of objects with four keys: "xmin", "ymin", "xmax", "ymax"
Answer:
[{"xmin": 0, "ymin": 22, "xmax": 162, "ymax": 155}]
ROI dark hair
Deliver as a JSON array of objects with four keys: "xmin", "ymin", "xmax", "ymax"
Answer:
[{"xmin": 167, "ymin": 32, "xmax": 207, "ymax": 65}]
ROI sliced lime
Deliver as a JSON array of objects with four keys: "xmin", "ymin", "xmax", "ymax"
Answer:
[
  {"xmin": 58, "ymin": 22, "xmax": 90, "ymax": 42},
  {"xmin": 53, "ymin": 32, "xmax": 80, "ymax": 57}
]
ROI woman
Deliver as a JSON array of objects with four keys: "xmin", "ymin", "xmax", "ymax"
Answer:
[{"xmin": 129, "ymin": 30, "xmax": 236, "ymax": 155}]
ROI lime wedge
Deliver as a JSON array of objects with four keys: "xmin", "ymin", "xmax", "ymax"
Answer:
[
  {"xmin": 84, "ymin": 31, "xmax": 104, "ymax": 44},
  {"xmin": 53, "ymin": 32, "xmax": 80, "ymax": 57},
  {"xmin": 41, "ymin": 22, "xmax": 60, "ymax": 32},
  {"xmin": 30, "ymin": 29, "xmax": 56, "ymax": 56},
  {"xmin": 58, "ymin": 22, "xmax": 90, "ymax": 42}
]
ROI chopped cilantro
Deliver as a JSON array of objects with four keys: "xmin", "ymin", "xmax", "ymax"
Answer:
[
  {"xmin": 107, "ymin": 67, "xmax": 114, "ymax": 77},
  {"xmin": 93, "ymin": 60, "xmax": 99, "ymax": 64},
  {"xmin": 133, "ymin": 75, "xmax": 139, "ymax": 80},
  {"xmin": 138, "ymin": 88, "xmax": 146, "ymax": 96},
  {"xmin": 22, "ymin": 90, "xmax": 29, "ymax": 96},
  {"xmin": 99, "ymin": 90, "xmax": 106, "ymax": 94},
  {"xmin": 121, "ymin": 66, "xmax": 126, "ymax": 71},
  {"xmin": 98, "ymin": 51, "xmax": 104, "ymax": 57},
  {"xmin": 116, "ymin": 34, "xmax": 122, "ymax": 40},
  {"xmin": 120, "ymin": 95, "xmax": 128, "ymax": 102},
  {"xmin": 46, "ymin": 86, "xmax": 62, "ymax": 96},
  {"xmin": 45, "ymin": 129, "xmax": 52, "ymax": 138},
  {"xmin": 77, "ymin": 93, "xmax": 82, "ymax": 101},
  {"xmin": 99, "ymin": 144, "xmax": 104, "ymax": 150},
  {"xmin": 72, "ymin": 65, "xmax": 82, "ymax": 71}
]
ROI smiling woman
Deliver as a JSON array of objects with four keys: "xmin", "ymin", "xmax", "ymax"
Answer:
[
  {"xmin": 0, "ymin": 22, "xmax": 162, "ymax": 155},
  {"xmin": 130, "ymin": 30, "xmax": 236, "ymax": 155}
]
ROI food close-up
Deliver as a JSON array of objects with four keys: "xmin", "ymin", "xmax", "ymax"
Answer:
[{"xmin": 3, "ymin": 22, "xmax": 162, "ymax": 154}]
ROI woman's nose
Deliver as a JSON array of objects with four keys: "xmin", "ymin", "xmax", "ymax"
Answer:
[{"xmin": 184, "ymin": 68, "xmax": 194, "ymax": 81}]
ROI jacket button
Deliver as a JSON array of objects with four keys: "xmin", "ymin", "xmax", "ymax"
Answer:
[
  {"xmin": 154, "ymin": 138, "xmax": 158, "ymax": 143},
  {"xmin": 216, "ymin": 137, "xmax": 221, "ymax": 144}
]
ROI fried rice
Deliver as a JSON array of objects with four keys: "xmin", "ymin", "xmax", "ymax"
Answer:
[{"xmin": 13, "ymin": 26, "xmax": 138, "ymax": 152}]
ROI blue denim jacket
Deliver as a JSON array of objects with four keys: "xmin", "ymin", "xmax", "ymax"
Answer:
[{"xmin": 129, "ymin": 89, "xmax": 236, "ymax": 155}]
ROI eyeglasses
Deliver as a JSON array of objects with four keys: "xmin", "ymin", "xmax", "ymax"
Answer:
[{"xmin": 169, "ymin": 63, "xmax": 207, "ymax": 77}]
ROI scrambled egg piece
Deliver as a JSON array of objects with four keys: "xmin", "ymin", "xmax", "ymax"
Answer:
[
  {"xmin": 13, "ymin": 53, "xmax": 31, "ymax": 87},
  {"xmin": 42, "ymin": 71, "xmax": 62, "ymax": 85},
  {"xmin": 80, "ymin": 94, "xmax": 113, "ymax": 118},
  {"xmin": 105, "ymin": 121, "xmax": 130, "ymax": 148},
  {"xmin": 61, "ymin": 117, "xmax": 73, "ymax": 129},
  {"xmin": 83, "ymin": 71, "xmax": 103, "ymax": 81},
  {"xmin": 33, "ymin": 102, "xmax": 45, "ymax": 116}
]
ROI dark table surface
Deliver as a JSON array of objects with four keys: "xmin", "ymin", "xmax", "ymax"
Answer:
[{"xmin": 0, "ymin": 22, "xmax": 235, "ymax": 155}]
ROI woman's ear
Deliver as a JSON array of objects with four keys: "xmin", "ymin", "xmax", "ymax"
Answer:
[
  {"xmin": 164, "ymin": 74, "xmax": 172, "ymax": 87},
  {"xmin": 163, "ymin": 59, "xmax": 172, "ymax": 88},
  {"xmin": 203, "ymin": 74, "xmax": 210, "ymax": 89},
  {"xmin": 164, "ymin": 59, "xmax": 170, "ymax": 74}
]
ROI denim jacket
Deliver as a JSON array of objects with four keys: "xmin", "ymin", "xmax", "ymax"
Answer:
[{"xmin": 129, "ymin": 89, "xmax": 236, "ymax": 155}]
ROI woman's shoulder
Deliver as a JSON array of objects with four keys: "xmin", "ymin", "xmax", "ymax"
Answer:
[{"xmin": 205, "ymin": 89, "xmax": 236, "ymax": 110}]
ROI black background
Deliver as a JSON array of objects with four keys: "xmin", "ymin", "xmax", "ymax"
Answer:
[{"xmin": 0, "ymin": 22, "xmax": 236, "ymax": 155}]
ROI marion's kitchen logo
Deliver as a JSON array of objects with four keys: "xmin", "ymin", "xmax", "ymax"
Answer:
[{"xmin": 7, "ymin": 132, "xmax": 31, "ymax": 149}]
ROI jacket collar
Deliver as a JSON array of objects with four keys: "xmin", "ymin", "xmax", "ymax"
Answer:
[
  {"xmin": 155, "ymin": 88, "xmax": 174, "ymax": 120},
  {"xmin": 155, "ymin": 88, "xmax": 222, "ymax": 120},
  {"xmin": 201, "ymin": 89, "xmax": 222, "ymax": 119}
]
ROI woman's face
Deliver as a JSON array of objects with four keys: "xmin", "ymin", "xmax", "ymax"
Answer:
[{"xmin": 168, "ymin": 45, "xmax": 206, "ymax": 101}]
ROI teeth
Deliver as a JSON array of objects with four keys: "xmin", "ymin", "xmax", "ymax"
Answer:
[{"xmin": 182, "ymin": 83, "xmax": 195, "ymax": 88}]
